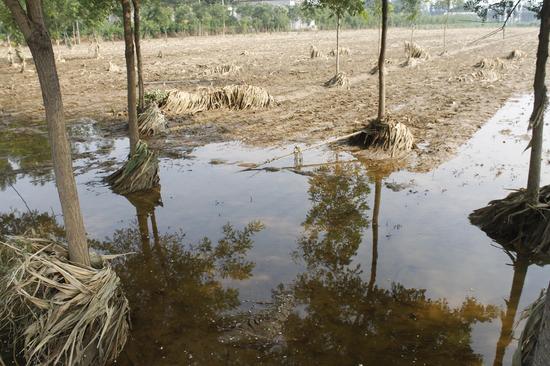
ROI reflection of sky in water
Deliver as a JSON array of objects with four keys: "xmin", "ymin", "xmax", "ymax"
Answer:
[{"xmin": 1, "ymin": 94, "xmax": 550, "ymax": 364}]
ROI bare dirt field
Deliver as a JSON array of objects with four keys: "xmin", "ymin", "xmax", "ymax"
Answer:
[{"xmin": 0, "ymin": 27, "xmax": 540, "ymax": 170}]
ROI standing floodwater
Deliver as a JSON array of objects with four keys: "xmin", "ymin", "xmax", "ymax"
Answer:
[{"xmin": 1, "ymin": 94, "xmax": 549, "ymax": 365}]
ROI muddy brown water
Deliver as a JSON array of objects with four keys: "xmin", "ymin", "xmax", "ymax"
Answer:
[{"xmin": 1, "ymin": 94, "xmax": 550, "ymax": 365}]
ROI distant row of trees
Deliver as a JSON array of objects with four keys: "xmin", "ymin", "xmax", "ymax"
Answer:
[{"xmin": 0, "ymin": 0, "xmax": 519, "ymax": 43}]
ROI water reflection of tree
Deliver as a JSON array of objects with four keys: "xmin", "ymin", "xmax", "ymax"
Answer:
[
  {"xmin": 298, "ymin": 163, "xmax": 370, "ymax": 271},
  {"xmin": 0, "ymin": 131, "xmax": 53, "ymax": 189},
  {"xmin": 282, "ymin": 162, "xmax": 497, "ymax": 366},
  {"xmin": 96, "ymin": 189, "xmax": 264, "ymax": 365}
]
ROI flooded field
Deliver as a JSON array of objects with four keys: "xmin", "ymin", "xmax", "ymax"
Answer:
[{"xmin": 1, "ymin": 94, "xmax": 549, "ymax": 365}]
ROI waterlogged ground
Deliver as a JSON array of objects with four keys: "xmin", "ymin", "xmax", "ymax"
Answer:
[{"xmin": 1, "ymin": 94, "xmax": 550, "ymax": 365}]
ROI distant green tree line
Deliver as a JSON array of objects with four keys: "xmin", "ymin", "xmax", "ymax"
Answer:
[{"xmin": 0, "ymin": 0, "xmax": 536, "ymax": 43}]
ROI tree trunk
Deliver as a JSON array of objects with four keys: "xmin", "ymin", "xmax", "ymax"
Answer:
[
  {"xmin": 132, "ymin": 0, "xmax": 145, "ymax": 112},
  {"xmin": 336, "ymin": 14, "xmax": 340, "ymax": 75},
  {"xmin": 533, "ymin": 280, "xmax": 550, "ymax": 366},
  {"xmin": 121, "ymin": 0, "xmax": 139, "ymax": 154},
  {"xmin": 3, "ymin": 0, "xmax": 90, "ymax": 266},
  {"xmin": 378, "ymin": 0, "xmax": 388, "ymax": 121},
  {"xmin": 526, "ymin": 0, "xmax": 550, "ymax": 205},
  {"xmin": 492, "ymin": 258, "xmax": 528, "ymax": 366},
  {"xmin": 76, "ymin": 20, "xmax": 81, "ymax": 45}
]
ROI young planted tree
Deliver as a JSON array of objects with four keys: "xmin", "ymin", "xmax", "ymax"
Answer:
[
  {"xmin": 469, "ymin": 0, "xmax": 549, "ymax": 255},
  {"xmin": 132, "ymin": 0, "xmax": 145, "ymax": 111},
  {"xmin": 303, "ymin": 0, "xmax": 364, "ymax": 88},
  {"xmin": 401, "ymin": 0, "xmax": 423, "ymax": 49},
  {"xmin": 1, "ymin": 0, "xmax": 90, "ymax": 266},
  {"xmin": 107, "ymin": 0, "xmax": 160, "ymax": 195},
  {"xmin": 362, "ymin": 0, "xmax": 414, "ymax": 157}
]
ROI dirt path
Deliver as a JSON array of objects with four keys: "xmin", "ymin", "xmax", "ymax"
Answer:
[{"xmin": 0, "ymin": 27, "xmax": 540, "ymax": 171}]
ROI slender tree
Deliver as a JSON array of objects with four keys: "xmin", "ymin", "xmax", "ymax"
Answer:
[
  {"xmin": 2, "ymin": 0, "xmax": 90, "ymax": 266},
  {"xmin": 378, "ymin": 0, "xmax": 388, "ymax": 120},
  {"xmin": 526, "ymin": 0, "xmax": 549, "ymax": 205},
  {"xmin": 303, "ymin": 0, "xmax": 364, "ymax": 75},
  {"xmin": 121, "ymin": 0, "xmax": 139, "ymax": 155},
  {"xmin": 132, "ymin": 0, "xmax": 145, "ymax": 111}
]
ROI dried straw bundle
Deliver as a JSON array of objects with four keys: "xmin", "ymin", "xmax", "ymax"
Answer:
[
  {"xmin": 324, "ymin": 72, "xmax": 350, "ymax": 89},
  {"xmin": 0, "ymin": 237, "xmax": 129, "ymax": 366},
  {"xmin": 469, "ymin": 186, "xmax": 550, "ymax": 255},
  {"xmin": 507, "ymin": 49, "xmax": 526, "ymax": 60},
  {"xmin": 328, "ymin": 47, "xmax": 350, "ymax": 57},
  {"xmin": 162, "ymin": 89, "xmax": 211, "ymax": 115},
  {"xmin": 513, "ymin": 290, "xmax": 546, "ymax": 366},
  {"xmin": 474, "ymin": 57, "xmax": 506, "ymax": 70},
  {"xmin": 210, "ymin": 64, "xmax": 241, "ymax": 75},
  {"xmin": 214, "ymin": 85, "xmax": 274, "ymax": 110},
  {"xmin": 106, "ymin": 140, "xmax": 160, "ymax": 195},
  {"xmin": 404, "ymin": 41, "xmax": 429, "ymax": 59},
  {"xmin": 362, "ymin": 119, "xmax": 414, "ymax": 158},
  {"xmin": 310, "ymin": 45, "xmax": 322, "ymax": 58},
  {"xmin": 144, "ymin": 89, "xmax": 169, "ymax": 107},
  {"xmin": 138, "ymin": 104, "xmax": 167, "ymax": 137}
]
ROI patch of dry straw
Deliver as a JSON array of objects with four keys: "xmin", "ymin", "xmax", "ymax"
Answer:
[
  {"xmin": 474, "ymin": 57, "xmax": 506, "ymax": 70},
  {"xmin": 0, "ymin": 237, "xmax": 129, "ymax": 366},
  {"xmin": 324, "ymin": 72, "xmax": 350, "ymax": 89}
]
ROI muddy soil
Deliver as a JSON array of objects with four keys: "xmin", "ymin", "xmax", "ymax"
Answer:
[{"xmin": 0, "ymin": 27, "xmax": 539, "ymax": 170}]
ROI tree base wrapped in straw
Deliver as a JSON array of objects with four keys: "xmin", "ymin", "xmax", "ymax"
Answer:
[
  {"xmin": 357, "ymin": 118, "xmax": 414, "ymax": 158},
  {"xmin": 310, "ymin": 45, "xmax": 322, "ymax": 58},
  {"xmin": 469, "ymin": 186, "xmax": 550, "ymax": 256},
  {"xmin": 324, "ymin": 72, "xmax": 350, "ymax": 89},
  {"xmin": 0, "ymin": 237, "xmax": 129, "ymax": 366},
  {"xmin": 106, "ymin": 140, "xmax": 160, "ymax": 195},
  {"xmin": 138, "ymin": 104, "xmax": 167, "ymax": 137},
  {"xmin": 507, "ymin": 49, "xmax": 526, "ymax": 60}
]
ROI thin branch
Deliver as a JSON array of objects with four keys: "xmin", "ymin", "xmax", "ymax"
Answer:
[
  {"xmin": 2, "ymin": 0, "xmax": 32, "ymax": 38},
  {"xmin": 468, "ymin": 0, "xmax": 523, "ymax": 45}
]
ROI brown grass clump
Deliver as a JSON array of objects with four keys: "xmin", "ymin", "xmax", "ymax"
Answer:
[
  {"xmin": 138, "ymin": 104, "xmax": 167, "ymax": 137},
  {"xmin": 106, "ymin": 140, "xmax": 160, "ymax": 195},
  {"xmin": 469, "ymin": 185, "xmax": 550, "ymax": 255},
  {"xmin": 0, "ymin": 237, "xmax": 129, "ymax": 366},
  {"xmin": 324, "ymin": 72, "xmax": 350, "ymax": 89},
  {"xmin": 360, "ymin": 118, "xmax": 415, "ymax": 158},
  {"xmin": 404, "ymin": 41, "xmax": 429, "ymax": 59},
  {"xmin": 506, "ymin": 49, "xmax": 526, "ymax": 60}
]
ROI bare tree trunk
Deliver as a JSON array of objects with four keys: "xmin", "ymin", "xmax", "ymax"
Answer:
[
  {"xmin": 121, "ymin": 0, "xmax": 139, "ymax": 154},
  {"xmin": 526, "ymin": 0, "xmax": 550, "ymax": 205},
  {"xmin": 533, "ymin": 280, "xmax": 550, "ymax": 366},
  {"xmin": 132, "ymin": 0, "xmax": 145, "ymax": 112},
  {"xmin": 336, "ymin": 14, "xmax": 340, "ymax": 75},
  {"xmin": 3, "ymin": 0, "xmax": 90, "ymax": 266},
  {"xmin": 76, "ymin": 20, "xmax": 81, "ymax": 45},
  {"xmin": 378, "ymin": 0, "xmax": 388, "ymax": 121}
]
